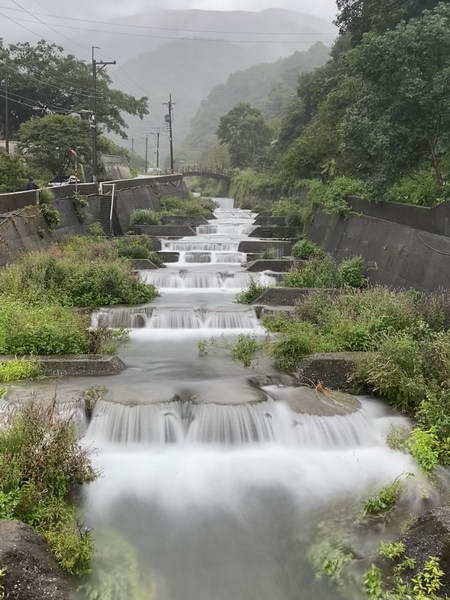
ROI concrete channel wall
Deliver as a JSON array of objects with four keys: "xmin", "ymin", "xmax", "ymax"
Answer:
[
  {"xmin": 348, "ymin": 195, "xmax": 450, "ymax": 237},
  {"xmin": 0, "ymin": 175, "xmax": 189, "ymax": 267},
  {"xmin": 306, "ymin": 210, "xmax": 450, "ymax": 292}
]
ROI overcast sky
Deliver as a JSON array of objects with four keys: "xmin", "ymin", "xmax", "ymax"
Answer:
[
  {"xmin": 2, "ymin": 0, "xmax": 337, "ymax": 24},
  {"xmin": 2, "ymin": 0, "xmax": 338, "ymax": 63}
]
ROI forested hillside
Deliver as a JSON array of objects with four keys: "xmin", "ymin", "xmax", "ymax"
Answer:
[
  {"xmin": 229, "ymin": 0, "xmax": 450, "ymax": 210},
  {"xmin": 177, "ymin": 43, "xmax": 329, "ymax": 164}
]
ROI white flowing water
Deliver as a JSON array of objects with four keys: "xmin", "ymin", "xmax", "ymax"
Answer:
[{"xmin": 82, "ymin": 199, "xmax": 429, "ymax": 600}]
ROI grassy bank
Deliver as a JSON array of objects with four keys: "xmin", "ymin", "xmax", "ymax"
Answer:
[{"xmin": 0, "ymin": 236, "xmax": 158, "ymax": 378}]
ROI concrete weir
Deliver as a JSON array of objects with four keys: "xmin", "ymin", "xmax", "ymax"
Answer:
[{"xmin": 0, "ymin": 355, "xmax": 126, "ymax": 377}]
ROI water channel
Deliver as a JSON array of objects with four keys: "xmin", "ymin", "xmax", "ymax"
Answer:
[{"xmin": 78, "ymin": 199, "xmax": 428, "ymax": 598}]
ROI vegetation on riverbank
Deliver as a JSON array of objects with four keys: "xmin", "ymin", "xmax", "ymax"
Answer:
[
  {"xmin": 0, "ymin": 236, "xmax": 156, "ymax": 364},
  {"xmin": 129, "ymin": 195, "xmax": 217, "ymax": 227},
  {"xmin": 0, "ymin": 238, "xmax": 156, "ymax": 309},
  {"xmin": 0, "ymin": 399, "xmax": 97, "ymax": 575}
]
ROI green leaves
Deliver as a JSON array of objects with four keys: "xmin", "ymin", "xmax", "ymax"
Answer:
[
  {"xmin": 18, "ymin": 115, "xmax": 91, "ymax": 177},
  {"xmin": 217, "ymin": 102, "xmax": 272, "ymax": 168}
]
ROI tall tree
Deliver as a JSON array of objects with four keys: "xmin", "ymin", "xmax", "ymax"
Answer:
[
  {"xmin": 339, "ymin": 3, "xmax": 450, "ymax": 187},
  {"xmin": 0, "ymin": 40, "xmax": 148, "ymax": 140},
  {"xmin": 335, "ymin": 0, "xmax": 450, "ymax": 45},
  {"xmin": 216, "ymin": 103, "xmax": 272, "ymax": 168},
  {"xmin": 18, "ymin": 115, "xmax": 91, "ymax": 176},
  {"xmin": 0, "ymin": 152, "xmax": 27, "ymax": 193}
]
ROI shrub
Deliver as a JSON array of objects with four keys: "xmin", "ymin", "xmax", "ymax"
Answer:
[
  {"xmin": 269, "ymin": 322, "xmax": 327, "ymax": 372},
  {"xmin": 0, "ymin": 357, "xmax": 43, "ymax": 382},
  {"xmin": 312, "ymin": 177, "xmax": 367, "ymax": 217},
  {"xmin": 280, "ymin": 255, "xmax": 339, "ymax": 288},
  {"xmin": 291, "ymin": 238, "xmax": 325, "ymax": 259},
  {"xmin": 113, "ymin": 236, "xmax": 164, "ymax": 266},
  {"xmin": 40, "ymin": 203, "xmax": 60, "ymax": 226},
  {"xmin": 210, "ymin": 334, "xmax": 261, "ymax": 368},
  {"xmin": 338, "ymin": 257, "xmax": 368, "ymax": 289},
  {"xmin": 235, "ymin": 278, "xmax": 268, "ymax": 304},
  {"xmin": 408, "ymin": 427, "xmax": 440, "ymax": 475},
  {"xmin": 0, "ymin": 399, "xmax": 97, "ymax": 574},
  {"xmin": 39, "ymin": 187, "xmax": 55, "ymax": 204},
  {"xmin": 159, "ymin": 195, "xmax": 216, "ymax": 218},
  {"xmin": 129, "ymin": 209, "xmax": 160, "ymax": 226},
  {"xmin": 86, "ymin": 221, "xmax": 106, "ymax": 238},
  {"xmin": 272, "ymin": 198, "xmax": 311, "ymax": 227}
]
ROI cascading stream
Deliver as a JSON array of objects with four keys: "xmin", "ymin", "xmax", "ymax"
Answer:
[{"xmin": 83, "ymin": 199, "xmax": 427, "ymax": 600}]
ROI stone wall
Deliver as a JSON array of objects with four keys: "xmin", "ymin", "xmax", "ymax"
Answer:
[{"xmin": 306, "ymin": 210, "xmax": 450, "ymax": 292}]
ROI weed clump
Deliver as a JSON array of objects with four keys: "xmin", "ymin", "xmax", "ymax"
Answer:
[{"xmin": 0, "ymin": 399, "xmax": 97, "ymax": 575}]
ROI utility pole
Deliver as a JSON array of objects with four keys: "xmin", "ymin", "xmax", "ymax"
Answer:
[
  {"xmin": 164, "ymin": 94, "xmax": 175, "ymax": 172},
  {"xmin": 131, "ymin": 137, "xmax": 134, "ymax": 170},
  {"xmin": 4, "ymin": 75, "xmax": 9, "ymax": 154},
  {"xmin": 144, "ymin": 135, "xmax": 148, "ymax": 174},
  {"xmin": 148, "ymin": 127, "xmax": 160, "ymax": 169},
  {"xmin": 91, "ymin": 46, "xmax": 115, "ymax": 183}
]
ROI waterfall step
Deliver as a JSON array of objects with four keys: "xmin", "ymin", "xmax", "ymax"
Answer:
[{"xmin": 93, "ymin": 306, "xmax": 261, "ymax": 329}]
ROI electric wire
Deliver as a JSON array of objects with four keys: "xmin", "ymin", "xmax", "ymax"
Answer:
[
  {"xmin": 3, "ymin": 63, "xmax": 100, "ymax": 98},
  {"xmin": 0, "ymin": 4, "xmax": 337, "ymax": 36},
  {"xmin": 8, "ymin": 0, "xmax": 94, "ymax": 59},
  {"xmin": 3, "ymin": 14, "xmax": 336, "ymax": 44}
]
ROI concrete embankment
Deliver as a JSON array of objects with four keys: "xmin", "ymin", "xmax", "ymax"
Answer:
[
  {"xmin": 306, "ymin": 207, "xmax": 450, "ymax": 292},
  {"xmin": 0, "ymin": 175, "xmax": 188, "ymax": 267}
]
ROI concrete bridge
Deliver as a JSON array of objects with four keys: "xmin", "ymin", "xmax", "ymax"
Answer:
[{"xmin": 179, "ymin": 166, "xmax": 232, "ymax": 184}]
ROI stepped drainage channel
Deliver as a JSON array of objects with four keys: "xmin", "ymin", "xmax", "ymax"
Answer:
[{"xmin": 80, "ymin": 198, "xmax": 428, "ymax": 599}]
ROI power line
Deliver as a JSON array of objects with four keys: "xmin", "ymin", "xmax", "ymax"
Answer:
[
  {"xmin": 4, "ymin": 64, "xmax": 100, "ymax": 99},
  {"xmin": 4, "ymin": 15, "xmax": 336, "ymax": 44},
  {"xmin": 8, "ymin": 0, "xmax": 93, "ymax": 59},
  {"xmin": 0, "ymin": 5, "xmax": 337, "ymax": 36},
  {"xmin": 116, "ymin": 65, "xmax": 149, "ymax": 97},
  {"xmin": 27, "ymin": 0, "xmax": 116, "ymax": 61}
]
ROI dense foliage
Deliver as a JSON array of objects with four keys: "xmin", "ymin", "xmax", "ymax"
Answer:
[
  {"xmin": 217, "ymin": 103, "xmax": 272, "ymax": 168},
  {"xmin": 18, "ymin": 115, "xmax": 91, "ymax": 177},
  {"xmin": 0, "ymin": 240, "xmax": 157, "ymax": 308},
  {"xmin": 0, "ymin": 399, "xmax": 97, "ymax": 574},
  {"xmin": 0, "ymin": 152, "xmax": 27, "ymax": 193},
  {"xmin": 0, "ymin": 40, "xmax": 148, "ymax": 139},
  {"xmin": 176, "ymin": 43, "xmax": 329, "ymax": 164}
]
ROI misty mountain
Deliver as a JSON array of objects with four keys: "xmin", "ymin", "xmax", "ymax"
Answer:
[
  {"xmin": 100, "ymin": 8, "xmax": 335, "ymax": 160},
  {"xmin": 176, "ymin": 42, "xmax": 330, "ymax": 163},
  {"xmin": 77, "ymin": 8, "xmax": 336, "ymax": 63}
]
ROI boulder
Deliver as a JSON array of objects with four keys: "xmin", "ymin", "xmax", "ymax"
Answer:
[
  {"xmin": 399, "ymin": 508, "xmax": 450, "ymax": 596},
  {"xmin": 295, "ymin": 352, "xmax": 367, "ymax": 393},
  {"xmin": 0, "ymin": 520, "xmax": 74, "ymax": 600}
]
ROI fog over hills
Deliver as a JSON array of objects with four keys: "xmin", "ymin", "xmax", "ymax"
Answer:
[{"xmin": 102, "ymin": 8, "xmax": 336, "ymax": 158}]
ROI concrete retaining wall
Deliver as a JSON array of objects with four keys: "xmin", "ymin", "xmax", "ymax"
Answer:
[
  {"xmin": 131, "ymin": 225, "xmax": 196, "ymax": 237},
  {"xmin": 0, "ymin": 176, "xmax": 189, "ymax": 267},
  {"xmin": 254, "ymin": 287, "xmax": 336, "ymax": 306},
  {"xmin": 306, "ymin": 210, "xmax": 450, "ymax": 292},
  {"xmin": 246, "ymin": 259, "xmax": 293, "ymax": 272},
  {"xmin": 0, "ymin": 190, "xmax": 39, "ymax": 213},
  {"xmin": 253, "ymin": 216, "xmax": 287, "ymax": 226},
  {"xmin": 238, "ymin": 240, "xmax": 293, "ymax": 255},
  {"xmin": 161, "ymin": 215, "xmax": 208, "ymax": 226},
  {"xmin": 249, "ymin": 226, "xmax": 301, "ymax": 239},
  {"xmin": 348, "ymin": 195, "xmax": 450, "ymax": 237}
]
